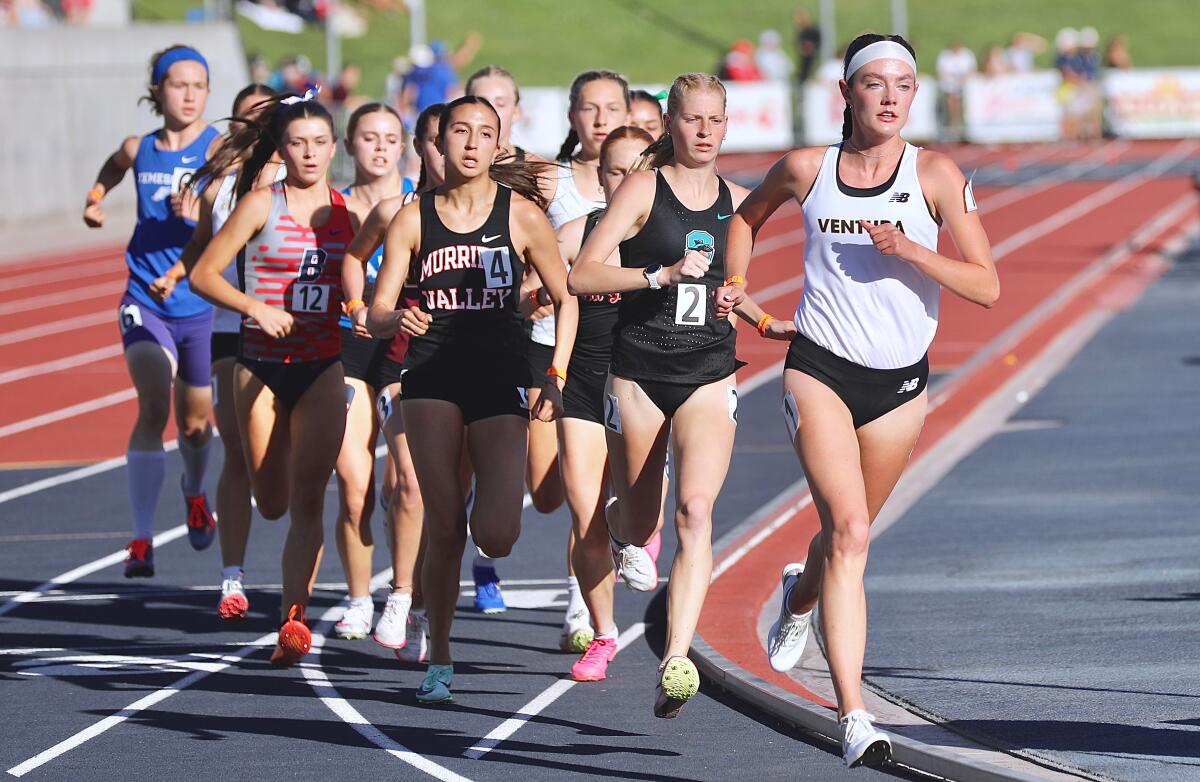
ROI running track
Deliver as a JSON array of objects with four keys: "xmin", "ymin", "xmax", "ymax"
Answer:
[{"xmin": 1, "ymin": 139, "xmax": 1197, "ymax": 781}]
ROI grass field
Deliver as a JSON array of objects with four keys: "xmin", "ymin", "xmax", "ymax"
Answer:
[{"xmin": 134, "ymin": 0, "xmax": 1200, "ymax": 98}]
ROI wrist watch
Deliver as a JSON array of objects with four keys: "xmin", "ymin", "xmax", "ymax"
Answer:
[{"xmin": 643, "ymin": 264, "xmax": 663, "ymax": 290}]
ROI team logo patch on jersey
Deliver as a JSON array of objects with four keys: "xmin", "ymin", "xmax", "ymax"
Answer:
[
  {"xmin": 887, "ymin": 192, "xmax": 910, "ymax": 203},
  {"xmin": 298, "ymin": 248, "xmax": 328, "ymax": 281},
  {"xmin": 685, "ymin": 229, "xmax": 715, "ymax": 261}
]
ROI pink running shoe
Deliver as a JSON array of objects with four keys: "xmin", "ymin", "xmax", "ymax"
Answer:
[{"xmin": 571, "ymin": 636, "xmax": 619, "ymax": 682}]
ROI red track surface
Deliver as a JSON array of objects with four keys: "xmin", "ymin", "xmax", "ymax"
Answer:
[{"xmin": 0, "ymin": 140, "xmax": 1195, "ymax": 477}]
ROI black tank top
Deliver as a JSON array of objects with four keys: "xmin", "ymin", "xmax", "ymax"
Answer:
[
  {"xmin": 611, "ymin": 170, "xmax": 739, "ymax": 383},
  {"xmin": 403, "ymin": 184, "xmax": 530, "ymax": 385},
  {"xmin": 572, "ymin": 209, "xmax": 620, "ymax": 368}
]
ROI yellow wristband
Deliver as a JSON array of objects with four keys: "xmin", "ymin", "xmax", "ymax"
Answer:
[
  {"xmin": 756, "ymin": 314, "xmax": 775, "ymax": 336},
  {"xmin": 342, "ymin": 298, "xmax": 366, "ymax": 315},
  {"xmin": 724, "ymin": 275, "xmax": 747, "ymax": 287},
  {"xmin": 546, "ymin": 366, "xmax": 567, "ymax": 384}
]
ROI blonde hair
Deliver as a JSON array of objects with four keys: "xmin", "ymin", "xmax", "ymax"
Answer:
[
  {"xmin": 465, "ymin": 64, "xmax": 520, "ymax": 105},
  {"xmin": 637, "ymin": 73, "xmax": 727, "ymax": 169}
]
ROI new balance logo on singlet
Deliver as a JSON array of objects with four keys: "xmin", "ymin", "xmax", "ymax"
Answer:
[
  {"xmin": 898, "ymin": 378, "xmax": 920, "ymax": 394},
  {"xmin": 888, "ymin": 192, "xmax": 910, "ymax": 203}
]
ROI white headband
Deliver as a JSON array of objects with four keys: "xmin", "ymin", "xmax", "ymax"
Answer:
[{"xmin": 844, "ymin": 41, "xmax": 916, "ymax": 79}]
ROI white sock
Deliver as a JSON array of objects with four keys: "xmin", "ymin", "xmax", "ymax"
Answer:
[
  {"xmin": 127, "ymin": 450, "xmax": 165, "ymax": 540},
  {"xmin": 221, "ymin": 565, "xmax": 243, "ymax": 582},
  {"xmin": 349, "ymin": 595, "xmax": 373, "ymax": 608},
  {"xmin": 596, "ymin": 627, "xmax": 618, "ymax": 642},
  {"xmin": 566, "ymin": 576, "xmax": 586, "ymax": 617},
  {"xmin": 177, "ymin": 436, "xmax": 211, "ymax": 496}
]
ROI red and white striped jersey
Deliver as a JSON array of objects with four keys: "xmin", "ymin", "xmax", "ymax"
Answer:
[{"xmin": 238, "ymin": 183, "xmax": 349, "ymax": 362}]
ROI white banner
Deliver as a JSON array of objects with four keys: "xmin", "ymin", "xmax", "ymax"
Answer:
[
  {"xmin": 802, "ymin": 75, "xmax": 938, "ymax": 146},
  {"xmin": 510, "ymin": 81, "xmax": 794, "ymax": 158},
  {"xmin": 963, "ymin": 71, "xmax": 1062, "ymax": 143},
  {"xmin": 1104, "ymin": 68, "xmax": 1200, "ymax": 139}
]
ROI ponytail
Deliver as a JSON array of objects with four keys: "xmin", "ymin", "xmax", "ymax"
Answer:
[
  {"xmin": 557, "ymin": 69, "xmax": 631, "ymax": 162},
  {"xmin": 634, "ymin": 72, "xmax": 726, "ymax": 171},
  {"xmin": 840, "ymin": 33, "xmax": 916, "ymax": 141}
]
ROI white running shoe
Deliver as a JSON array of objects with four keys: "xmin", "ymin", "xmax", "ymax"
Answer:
[
  {"xmin": 395, "ymin": 610, "xmax": 428, "ymax": 663},
  {"xmin": 610, "ymin": 538, "xmax": 657, "ymax": 592},
  {"xmin": 373, "ymin": 591, "xmax": 411, "ymax": 649},
  {"xmin": 334, "ymin": 599, "xmax": 374, "ymax": 640},
  {"xmin": 766, "ymin": 562, "xmax": 813, "ymax": 672},
  {"xmin": 559, "ymin": 605, "xmax": 594, "ymax": 653},
  {"xmin": 841, "ymin": 710, "xmax": 892, "ymax": 768}
]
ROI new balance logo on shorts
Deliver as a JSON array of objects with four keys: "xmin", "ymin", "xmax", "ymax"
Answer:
[
  {"xmin": 888, "ymin": 192, "xmax": 910, "ymax": 203},
  {"xmin": 897, "ymin": 378, "xmax": 920, "ymax": 394}
]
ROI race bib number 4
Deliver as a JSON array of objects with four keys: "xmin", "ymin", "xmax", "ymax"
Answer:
[
  {"xmin": 481, "ymin": 247, "xmax": 513, "ymax": 289},
  {"xmin": 293, "ymin": 283, "xmax": 331, "ymax": 313},
  {"xmin": 674, "ymin": 283, "xmax": 707, "ymax": 326}
]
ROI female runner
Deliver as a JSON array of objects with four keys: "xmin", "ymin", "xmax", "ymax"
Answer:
[
  {"xmin": 84, "ymin": 45, "xmax": 222, "ymax": 577},
  {"xmin": 170, "ymin": 82, "xmax": 278, "ymax": 618},
  {"xmin": 190, "ymin": 92, "xmax": 370, "ymax": 666},
  {"xmin": 629, "ymin": 89, "xmax": 665, "ymax": 138},
  {"xmin": 367, "ymin": 95, "xmax": 577, "ymax": 704},
  {"xmin": 331, "ymin": 102, "xmax": 416, "ymax": 641},
  {"xmin": 723, "ymin": 34, "xmax": 999, "ymax": 767},
  {"xmin": 568, "ymin": 73, "xmax": 748, "ymax": 718},
  {"xmin": 341, "ymin": 101, "xmax": 446, "ymax": 662}
]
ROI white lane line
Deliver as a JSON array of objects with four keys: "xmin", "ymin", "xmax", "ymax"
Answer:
[
  {"xmin": 0, "ymin": 310, "xmax": 113, "ymax": 346},
  {"xmin": 975, "ymin": 138, "xmax": 1131, "ymax": 213},
  {"xmin": 5, "ymin": 629, "xmax": 273, "ymax": 778},
  {"xmin": 0, "ymin": 389, "xmax": 136, "ymax": 439},
  {"xmin": 301, "ymin": 570, "xmax": 474, "ymax": 782},
  {"xmin": 711, "ymin": 495, "xmax": 814, "ymax": 582},
  {"xmin": 463, "ymin": 622, "xmax": 648, "ymax": 760},
  {"xmin": 0, "ymin": 257, "xmax": 123, "ymax": 290},
  {"xmin": 0, "ymin": 280, "xmax": 125, "ymax": 317},
  {"xmin": 0, "ymin": 524, "xmax": 187, "ymax": 619}
]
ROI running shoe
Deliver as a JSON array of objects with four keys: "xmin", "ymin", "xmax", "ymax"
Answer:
[
  {"xmin": 559, "ymin": 605, "xmax": 593, "ymax": 653},
  {"xmin": 270, "ymin": 604, "xmax": 311, "ymax": 667},
  {"xmin": 571, "ymin": 635, "xmax": 619, "ymax": 682},
  {"xmin": 373, "ymin": 591, "xmax": 411, "ymax": 649},
  {"xmin": 123, "ymin": 538, "xmax": 154, "ymax": 578},
  {"xmin": 395, "ymin": 611, "xmax": 428, "ymax": 664},
  {"xmin": 654, "ymin": 656, "xmax": 699, "ymax": 719},
  {"xmin": 766, "ymin": 562, "xmax": 813, "ymax": 672},
  {"xmin": 610, "ymin": 537, "xmax": 657, "ymax": 592},
  {"xmin": 184, "ymin": 488, "xmax": 217, "ymax": 551},
  {"xmin": 217, "ymin": 577, "xmax": 249, "ymax": 621},
  {"xmin": 841, "ymin": 710, "xmax": 892, "ymax": 768},
  {"xmin": 334, "ymin": 599, "xmax": 374, "ymax": 640},
  {"xmin": 472, "ymin": 563, "xmax": 506, "ymax": 614},
  {"xmin": 415, "ymin": 663, "xmax": 454, "ymax": 704}
]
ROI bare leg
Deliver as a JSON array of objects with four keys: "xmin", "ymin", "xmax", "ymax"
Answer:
[
  {"xmin": 212, "ymin": 358, "xmax": 252, "ymax": 569},
  {"xmin": 559, "ymin": 418, "xmax": 616, "ymax": 635},
  {"xmin": 334, "ymin": 377, "xmax": 378, "ymax": 600}
]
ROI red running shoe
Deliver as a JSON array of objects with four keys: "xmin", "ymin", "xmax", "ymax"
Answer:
[
  {"xmin": 184, "ymin": 491, "xmax": 217, "ymax": 551},
  {"xmin": 270, "ymin": 604, "xmax": 312, "ymax": 667},
  {"xmin": 217, "ymin": 577, "xmax": 249, "ymax": 621},
  {"xmin": 124, "ymin": 538, "xmax": 154, "ymax": 578}
]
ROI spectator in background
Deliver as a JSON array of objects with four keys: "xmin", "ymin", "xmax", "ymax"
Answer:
[
  {"xmin": 936, "ymin": 40, "xmax": 977, "ymax": 140},
  {"xmin": 331, "ymin": 63, "xmax": 369, "ymax": 113},
  {"xmin": 721, "ymin": 39, "xmax": 763, "ymax": 82},
  {"xmin": 1055, "ymin": 27, "xmax": 1103, "ymax": 141},
  {"xmin": 1005, "ymin": 31, "xmax": 1046, "ymax": 73},
  {"xmin": 400, "ymin": 43, "xmax": 459, "ymax": 124},
  {"xmin": 793, "ymin": 7, "xmax": 821, "ymax": 83},
  {"xmin": 248, "ymin": 53, "xmax": 273, "ymax": 86},
  {"xmin": 385, "ymin": 55, "xmax": 411, "ymax": 114},
  {"xmin": 1105, "ymin": 34, "xmax": 1132, "ymax": 69},
  {"xmin": 6, "ymin": 0, "xmax": 55, "ymax": 26},
  {"xmin": 983, "ymin": 45, "xmax": 1009, "ymax": 77},
  {"xmin": 1054, "ymin": 27, "xmax": 1081, "ymax": 80},
  {"xmin": 757, "ymin": 29, "xmax": 794, "ymax": 82},
  {"xmin": 815, "ymin": 45, "xmax": 846, "ymax": 83}
]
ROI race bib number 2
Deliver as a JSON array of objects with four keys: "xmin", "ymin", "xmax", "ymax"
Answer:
[
  {"xmin": 674, "ymin": 283, "xmax": 707, "ymax": 326},
  {"xmin": 293, "ymin": 283, "xmax": 330, "ymax": 313}
]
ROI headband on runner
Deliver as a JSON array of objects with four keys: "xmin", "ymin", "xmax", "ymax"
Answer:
[
  {"xmin": 844, "ymin": 41, "xmax": 916, "ymax": 79},
  {"xmin": 153, "ymin": 47, "xmax": 209, "ymax": 85}
]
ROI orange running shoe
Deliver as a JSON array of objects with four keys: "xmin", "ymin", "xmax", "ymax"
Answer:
[
  {"xmin": 217, "ymin": 577, "xmax": 249, "ymax": 621},
  {"xmin": 270, "ymin": 604, "xmax": 311, "ymax": 667}
]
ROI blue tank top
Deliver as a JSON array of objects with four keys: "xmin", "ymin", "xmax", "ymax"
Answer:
[
  {"xmin": 124, "ymin": 125, "xmax": 221, "ymax": 319},
  {"xmin": 337, "ymin": 177, "xmax": 415, "ymax": 329}
]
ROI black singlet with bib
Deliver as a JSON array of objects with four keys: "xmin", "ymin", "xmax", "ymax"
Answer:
[
  {"xmin": 612, "ymin": 170, "xmax": 741, "ymax": 395},
  {"xmin": 401, "ymin": 184, "xmax": 532, "ymax": 421}
]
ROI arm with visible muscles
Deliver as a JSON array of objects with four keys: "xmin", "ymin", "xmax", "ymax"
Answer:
[
  {"xmin": 366, "ymin": 201, "xmax": 421, "ymax": 340},
  {"xmin": 83, "ymin": 135, "xmax": 140, "ymax": 228},
  {"xmin": 860, "ymin": 151, "xmax": 999, "ymax": 308}
]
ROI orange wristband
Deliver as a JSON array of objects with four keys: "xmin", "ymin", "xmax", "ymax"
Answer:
[
  {"xmin": 756, "ymin": 314, "xmax": 776, "ymax": 336},
  {"xmin": 546, "ymin": 366, "xmax": 567, "ymax": 383},
  {"xmin": 724, "ymin": 275, "xmax": 746, "ymax": 287},
  {"xmin": 86, "ymin": 187, "xmax": 104, "ymax": 205},
  {"xmin": 342, "ymin": 298, "xmax": 366, "ymax": 315}
]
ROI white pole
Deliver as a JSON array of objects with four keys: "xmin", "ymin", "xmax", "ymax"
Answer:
[
  {"xmin": 409, "ymin": 0, "xmax": 426, "ymax": 50},
  {"xmin": 325, "ymin": 0, "xmax": 341, "ymax": 84},
  {"xmin": 891, "ymin": 0, "xmax": 908, "ymax": 40},
  {"xmin": 819, "ymin": 0, "xmax": 836, "ymax": 64}
]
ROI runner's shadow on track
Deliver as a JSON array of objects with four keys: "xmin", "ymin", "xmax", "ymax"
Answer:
[
  {"xmin": 467, "ymin": 747, "xmax": 692, "ymax": 781},
  {"xmin": 943, "ymin": 719, "xmax": 1200, "ymax": 760},
  {"xmin": 1126, "ymin": 591, "xmax": 1200, "ymax": 603}
]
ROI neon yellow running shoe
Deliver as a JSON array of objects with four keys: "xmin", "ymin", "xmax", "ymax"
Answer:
[{"xmin": 654, "ymin": 656, "xmax": 699, "ymax": 718}]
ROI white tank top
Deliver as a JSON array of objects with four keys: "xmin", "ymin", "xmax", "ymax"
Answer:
[
  {"xmin": 210, "ymin": 167, "xmax": 289, "ymax": 334},
  {"xmin": 796, "ymin": 143, "xmax": 941, "ymax": 369},
  {"xmin": 532, "ymin": 162, "xmax": 605, "ymax": 346}
]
